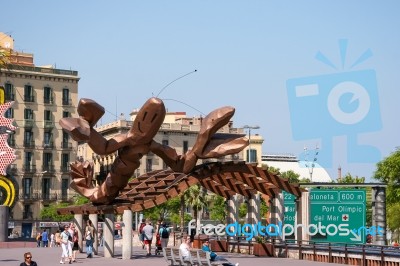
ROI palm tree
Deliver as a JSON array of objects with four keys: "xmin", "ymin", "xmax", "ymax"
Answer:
[{"xmin": 180, "ymin": 184, "xmax": 207, "ymax": 235}]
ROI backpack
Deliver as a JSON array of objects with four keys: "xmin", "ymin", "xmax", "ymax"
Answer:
[
  {"xmin": 139, "ymin": 223, "xmax": 146, "ymax": 234},
  {"xmin": 161, "ymin": 227, "xmax": 169, "ymax": 239}
]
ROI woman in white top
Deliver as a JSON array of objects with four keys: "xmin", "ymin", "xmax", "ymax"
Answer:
[
  {"xmin": 179, "ymin": 236, "xmax": 191, "ymax": 260},
  {"xmin": 60, "ymin": 225, "xmax": 71, "ymax": 264}
]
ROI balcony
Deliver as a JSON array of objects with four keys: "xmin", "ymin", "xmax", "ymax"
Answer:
[
  {"xmin": 61, "ymin": 142, "xmax": 72, "ymax": 149},
  {"xmin": 60, "ymin": 193, "xmax": 72, "ymax": 202},
  {"xmin": 23, "ymin": 211, "xmax": 33, "ymax": 219},
  {"xmin": 43, "ymin": 141, "xmax": 54, "ymax": 149},
  {"xmin": 20, "ymin": 193, "xmax": 39, "ymax": 201},
  {"xmin": 43, "ymin": 97, "xmax": 54, "ymax": 104},
  {"xmin": 24, "ymin": 95, "xmax": 35, "ymax": 102},
  {"xmin": 7, "ymin": 138, "xmax": 16, "ymax": 147},
  {"xmin": 23, "ymin": 140, "xmax": 35, "ymax": 148},
  {"xmin": 42, "ymin": 165, "xmax": 55, "ymax": 173},
  {"xmin": 43, "ymin": 120, "xmax": 54, "ymax": 129},
  {"xmin": 41, "ymin": 193, "xmax": 58, "ymax": 201},
  {"xmin": 60, "ymin": 165, "xmax": 70, "ymax": 173},
  {"xmin": 23, "ymin": 164, "xmax": 36, "ymax": 173},
  {"xmin": 5, "ymin": 93, "xmax": 15, "ymax": 101},
  {"xmin": 62, "ymin": 98, "xmax": 72, "ymax": 106},
  {"xmin": 23, "ymin": 119, "xmax": 34, "ymax": 128},
  {"xmin": 7, "ymin": 164, "xmax": 18, "ymax": 175}
]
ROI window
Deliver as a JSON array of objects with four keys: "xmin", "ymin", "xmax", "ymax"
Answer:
[
  {"xmin": 24, "ymin": 85, "xmax": 34, "ymax": 102},
  {"xmin": 162, "ymin": 140, "xmax": 169, "ymax": 169},
  {"xmin": 62, "ymin": 111, "xmax": 70, "ymax": 118},
  {"xmin": 7, "ymin": 134, "xmax": 15, "ymax": 147},
  {"xmin": 183, "ymin": 141, "xmax": 189, "ymax": 154},
  {"xmin": 23, "ymin": 178, "xmax": 32, "ymax": 196},
  {"xmin": 24, "ymin": 152, "xmax": 33, "ymax": 171},
  {"xmin": 62, "ymin": 88, "xmax": 70, "ymax": 105},
  {"xmin": 43, "ymin": 86, "xmax": 52, "ymax": 104},
  {"xmin": 23, "ymin": 204, "xmax": 32, "ymax": 219},
  {"xmin": 42, "ymin": 178, "xmax": 51, "ymax": 199},
  {"xmin": 62, "ymin": 131, "xmax": 70, "ymax": 148},
  {"xmin": 5, "ymin": 107, "xmax": 13, "ymax": 118},
  {"xmin": 44, "ymin": 110, "xmax": 52, "ymax": 121},
  {"xmin": 61, "ymin": 179, "xmax": 69, "ymax": 200},
  {"xmin": 246, "ymin": 149, "xmax": 257, "ymax": 163},
  {"xmin": 44, "ymin": 131, "xmax": 52, "ymax": 147},
  {"xmin": 24, "ymin": 130, "xmax": 34, "ymax": 147},
  {"xmin": 4, "ymin": 83, "xmax": 14, "ymax": 101},
  {"xmin": 61, "ymin": 153, "xmax": 69, "ymax": 172},
  {"xmin": 43, "ymin": 152, "xmax": 53, "ymax": 172},
  {"xmin": 146, "ymin": 158, "xmax": 153, "ymax": 173},
  {"xmin": 24, "ymin": 109, "xmax": 34, "ymax": 120}
]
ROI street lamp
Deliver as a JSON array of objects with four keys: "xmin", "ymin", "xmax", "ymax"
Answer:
[{"xmin": 243, "ymin": 125, "xmax": 260, "ymax": 163}]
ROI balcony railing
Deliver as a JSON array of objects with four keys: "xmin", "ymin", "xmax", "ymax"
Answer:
[
  {"xmin": 41, "ymin": 193, "xmax": 58, "ymax": 201},
  {"xmin": 42, "ymin": 165, "xmax": 55, "ymax": 173},
  {"xmin": 24, "ymin": 95, "xmax": 35, "ymax": 102},
  {"xmin": 23, "ymin": 211, "xmax": 33, "ymax": 219},
  {"xmin": 62, "ymin": 98, "xmax": 72, "ymax": 106},
  {"xmin": 43, "ymin": 97, "xmax": 54, "ymax": 104},
  {"xmin": 60, "ymin": 165, "xmax": 70, "ymax": 172},
  {"xmin": 23, "ymin": 164, "xmax": 36, "ymax": 173},
  {"xmin": 43, "ymin": 141, "xmax": 54, "ymax": 149},
  {"xmin": 5, "ymin": 93, "xmax": 15, "ymax": 101},
  {"xmin": 7, "ymin": 164, "xmax": 18, "ymax": 174},
  {"xmin": 20, "ymin": 193, "xmax": 39, "ymax": 201},
  {"xmin": 23, "ymin": 119, "xmax": 34, "ymax": 128},
  {"xmin": 43, "ymin": 120, "xmax": 54, "ymax": 129},
  {"xmin": 23, "ymin": 140, "xmax": 35, "ymax": 148},
  {"xmin": 61, "ymin": 142, "xmax": 72, "ymax": 149}
]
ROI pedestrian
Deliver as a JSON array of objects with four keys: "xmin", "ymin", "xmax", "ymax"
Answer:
[
  {"xmin": 158, "ymin": 222, "xmax": 170, "ymax": 248},
  {"xmin": 36, "ymin": 232, "xmax": 41, "ymax": 248},
  {"xmin": 179, "ymin": 236, "xmax": 191, "ymax": 261},
  {"xmin": 41, "ymin": 229, "xmax": 48, "ymax": 248},
  {"xmin": 50, "ymin": 232, "xmax": 55, "ymax": 248},
  {"xmin": 60, "ymin": 225, "xmax": 72, "ymax": 264},
  {"xmin": 55, "ymin": 230, "xmax": 61, "ymax": 247},
  {"xmin": 202, "ymin": 240, "xmax": 239, "ymax": 266},
  {"xmin": 138, "ymin": 219, "xmax": 146, "ymax": 249},
  {"xmin": 20, "ymin": 251, "xmax": 38, "ymax": 266},
  {"xmin": 98, "ymin": 229, "xmax": 104, "ymax": 247},
  {"xmin": 142, "ymin": 219, "xmax": 154, "ymax": 256},
  {"xmin": 85, "ymin": 220, "xmax": 94, "ymax": 258},
  {"xmin": 72, "ymin": 225, "xmax": 79, "ymax": 262}
]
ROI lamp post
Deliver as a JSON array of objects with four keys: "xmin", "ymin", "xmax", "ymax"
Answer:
[{"xmin": 243, "ymin": 125, "xmax": 260, "ymax": 163}]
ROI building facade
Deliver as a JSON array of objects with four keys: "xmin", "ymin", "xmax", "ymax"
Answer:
[{"xmin": 0, "ymin": 33, "xmax": 79, "ymax": 238}]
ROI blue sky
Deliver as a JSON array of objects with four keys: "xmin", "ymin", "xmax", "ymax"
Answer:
[{"xmin": 2, "ymin": 1, "xmax": 399, "ymax": 181}]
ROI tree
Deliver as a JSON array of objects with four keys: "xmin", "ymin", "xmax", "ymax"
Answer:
[
  {"xmin": 281, "ymin": 170, "xmax": 301, "ymax": 183},
  {"xmin": 373, "ymin": 148, "xmax": 400, "ymax": 234},
  {"xmin": 143, "ymin": 197, "xmax": 180, "ymax": 222},
  {"xmin": 209, "ymin": 195, "xmax": 226, "ymax": 223},
  {"xmin": 337, "ymin": 173, "xmax": 365, "ymax": 183},
  {"xmin": 0, "ymin": 47, "xmax": 11, "ymax": 70},
  {"xmin": 40, "ymin": 203, "xmax": 74, "ymax": 222},
  {"xmin": 184, "ymin": 184, "xmax": 207, "ymax": 229}
]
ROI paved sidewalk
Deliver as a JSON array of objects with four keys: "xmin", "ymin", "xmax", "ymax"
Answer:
[{"xmin": 0, "ymin": 244, "xmax": 344, "ymax": 266}]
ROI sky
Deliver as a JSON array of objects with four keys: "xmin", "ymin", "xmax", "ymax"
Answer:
[{"xmin": 2, "ymin": 1, "xmax": 400, "ymax": 181}]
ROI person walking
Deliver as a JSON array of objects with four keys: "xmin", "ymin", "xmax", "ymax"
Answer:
[
  {"xmin": 138, "ymin": 219, "xmax": 146, "ymax": 249},
  {"xmin": 41, "ymin": 229, "xmax": 48, "ymax": 248},
  {"xmin": 36, "ymin": 232, "xmax": 41, "ymax": 248},
  {"xmin": 55, "ymin": 230, "xmax": 61, "ymax": 247},
  {"xmin": 142, "ymin": 219, "xmax": 154, "ymax": 256},
  {"xmin": 158, "ymin": 222, "xmax": 170, "ymax": 248},
  {"xmin": 71, "ymin": 225, "xmax": 79, "ymax": 262},
  {"xmin": 50, "ymin": 232, "xmax": 55, "ymax": 248},
  {"xmin": 85, "ymin": 220, "xmax": 95, "ymax": 258},
  {"xmin": 20, "ymin": 252, "xmax": 38, "ymax": 266},
  {"xmin": 60, "ymin": 225, "xmax": 72, "ymax": 264}
]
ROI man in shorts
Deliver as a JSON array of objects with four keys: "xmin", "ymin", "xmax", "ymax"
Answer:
[{"xmin": 142, "ymin": 219, "xmax": 154, "ymax": 256}]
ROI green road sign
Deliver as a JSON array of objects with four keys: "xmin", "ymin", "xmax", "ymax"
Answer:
[{"xmin": 283, "ymin": 189, "xmax": 366, "ymax": 244}]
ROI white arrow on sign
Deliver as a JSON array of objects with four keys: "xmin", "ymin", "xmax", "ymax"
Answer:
[{"xmin": 350, "ymin": 230, "xmax": 362, "ymax": 242}]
